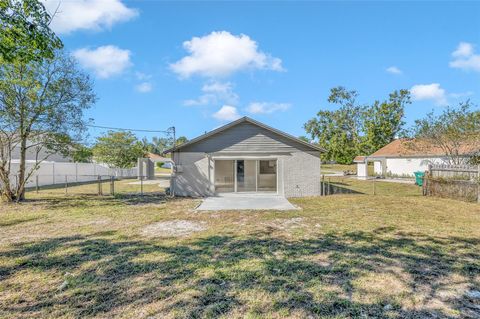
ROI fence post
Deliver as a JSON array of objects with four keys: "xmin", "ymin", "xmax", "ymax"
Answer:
[
  {"xmin": 36, "ymin": 175, "xmax": 39, "ymax": 193},
  {"xmin": 65, "ymin": 175, "xmax": 68, "ymax": 195},
  {"xmin": 422, "ymin": 171, "xmax": 427, "ymax": 196},
  {"xmin": 327, "ymin": 177, "xmax": 331, "ymax": 195},
  {"xmin": 322, "ymin": 175, "xmax": 325, "ymax": 196},
  {"xmin": 140, "ymin": 175, "xmax": 143, "ymax": 196},
  {"xmin": 97, "ymin": 175, "xmax": 102, "ymax": 196},
  {"xmin": 52, "ymin": 162, "xmax": 55, "ymax": 185},
  {"xmin": 478, "ymin": 165, "xmax": 480, "ymax": 203},
  {"xmin": 110, "ymin": 176, "xmax": 115, "ymax": 196},
  {"xmin": 372, "ymin": 178, "xmax": 376, "ymax": 195}
]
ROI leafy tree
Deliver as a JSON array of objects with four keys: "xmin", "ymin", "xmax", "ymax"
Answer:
[
  {"xmin": 141, "ymin": 135, "xmax": 189, "ymax": 155},
  {"xmin": 92, "ymin": 131, "xmax": 145, "ymax": 168},
  {"xmin": 304, "ymin": 87, "xmax": 365, "ymax": 164},
  {"xmin": 298, "ymin": 136, "xmax": 311, "ymax": 143},
  {"xmin": 71, "ymin": 144, "xmax": 93, "ymax": 163},
  {"xmin": 362, "ymin": 90, "xmax": 410, "ymax": 154},
  {"xmin": 305, "ymin": 87, "xmax": 410, "ymax": 164},
  {"xmin": 176, "ymin": 136, "xmax": 188, "ymax": 146},
  {"xmin": 0, "ymin": 51, "xmax": 96, "ymax": 202},
  {"xmin": 409, "ymin": 101, "xmax": 480, "ymax": 165},
  {"xmin": 0, "ymin": 0, "xmax": 63, "ymax": 63}
]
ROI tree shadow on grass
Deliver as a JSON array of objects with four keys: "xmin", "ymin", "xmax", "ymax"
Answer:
[
  {"xmin": 19, "ymin": 193, "xmax": 171, "ymax": 210},
  {"xmin": 0, "ymin": 228, "xmax": 479, "ymax": 318}
]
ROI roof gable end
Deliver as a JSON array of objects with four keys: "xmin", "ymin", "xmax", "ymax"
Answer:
[{"xmin": 165, "ymin": 117, "xmax": 323, "ymax": 153}]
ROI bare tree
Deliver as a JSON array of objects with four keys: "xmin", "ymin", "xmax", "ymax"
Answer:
[
  {"xmin": 408, "ymin": 101, "xmax": 480, "ymax": 165},
  {"xmin": 0, "ymin": 51, "xmax": 96, "ymax": 201}
]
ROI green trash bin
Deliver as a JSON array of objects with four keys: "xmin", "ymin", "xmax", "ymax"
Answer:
[{"xmin": 414, "ymin": 171, "xmax": 424, "ymax": 186}]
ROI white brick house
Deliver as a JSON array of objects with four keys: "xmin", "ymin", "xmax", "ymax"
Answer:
[{"xmin": 164, "ymin": 117, "xmax": 323, "ymax": 197}]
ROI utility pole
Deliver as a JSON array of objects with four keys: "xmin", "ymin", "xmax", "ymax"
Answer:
[
  {"xmin": 169, "ymin": 126, "xmax": 176, "ymax": 198},
  {"xmin": 171, "ymin": 126, "xmax": 176, "ymax": 150}
]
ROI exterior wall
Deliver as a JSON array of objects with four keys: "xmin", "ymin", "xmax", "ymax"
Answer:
[
  {"xmin": 172, "ymin": 150, "xmax": 322, "ymax": 198},
  {"xmin": 373, "ymin": 157, "xmax": 450, "ymax": 177},
  {"xmin": 374, "ymin": 161, "xmax": 383, "ymax": 175},
  {"xmin": 357, "ymin": 163, "xmax": 368, "ymax": 177},
  {"xmin": 172, "ymin": 152, "xmax": 214, "ymax": 197},
  {"xmin": 282, "ymin": 151, "xmax": 321, "ymax": 197}
]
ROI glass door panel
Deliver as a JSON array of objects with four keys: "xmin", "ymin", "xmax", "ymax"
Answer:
[
  {"xmin": 257, "ymin": 160, "xmax": 277, "ymax": 192},
  {"xmin": 237, "ymin": 160, "xmax": 256, "ymax": 192},
  {"xmin": 214, "ymin": 160, "xmax": 234, "ymax": 193}
]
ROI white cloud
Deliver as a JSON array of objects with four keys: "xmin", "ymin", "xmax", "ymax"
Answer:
[
  {"xmin": 246, "ymin": 102, "xmax": 290, "ymax": 114},
  {"xmin": 386, "ymin": 66, "xmax": 402, "ymax": 74},
  {"xmin": 410, "ymin": 83, "xmax": 447, "ymax": 106},
  {"xmin": 170, "ymin": 31, "xmax": 284, "ymax": 78},
  {"xmin": 449, "ymin": 42, "xmax": 480, "ymax": 72},
  {"xmin": 212, "ymin": 105, "xmax": 241, "ymax": 121},
  {"xmin": 184, "ymin": 81, "xmax": 239, "ymax": 106},
  {"xmin": 135, "ymin": 82, "xmax": 152, "ymax": 93},
  {"xmin": 43, "ymin": 0, "xmax": 138, "ymax": 34},
  {"xmin": 452, "ymin": 42, "xmax": 474, "ymax": 58},
  {"xmin": 73, "ymin": 45, "xmax": 132, "ymax": 78}
]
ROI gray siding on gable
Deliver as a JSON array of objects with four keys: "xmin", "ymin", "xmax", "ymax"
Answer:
[
  {"xmin": 11, "ymin": 145, "xmax": 72, "ymax": 162},
  {"xmin": 179, "ymin": 122, "xmax": 314, "ymax": 153}
]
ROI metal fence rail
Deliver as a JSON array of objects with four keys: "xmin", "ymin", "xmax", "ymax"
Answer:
[{"xmin": 19, "ymin": 175, "xmax": 169, "ymax": 197}]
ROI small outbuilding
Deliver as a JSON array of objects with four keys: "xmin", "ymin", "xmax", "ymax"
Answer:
[{"xmin": 164, "ymin": 117, "xmax": 323, "ymax": 197}]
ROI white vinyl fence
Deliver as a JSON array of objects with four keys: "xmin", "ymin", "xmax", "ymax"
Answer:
[{"xmin": 7, "ymin": 162, "xmax": 138, "ymax": 188}]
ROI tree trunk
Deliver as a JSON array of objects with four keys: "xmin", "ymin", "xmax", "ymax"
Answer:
[{"xmin": 16, "ymin": 137, "xmax": 27, "ymax": 202}]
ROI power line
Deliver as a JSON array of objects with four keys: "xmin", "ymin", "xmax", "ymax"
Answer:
[{"xmin": 85, "ymin": 124, "xmax": 174, "ymax": 134}]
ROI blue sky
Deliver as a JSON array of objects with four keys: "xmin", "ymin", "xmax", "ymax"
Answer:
[{"xmin": 44, "ymin": 0, "xmax": 480, "ymax": 142}]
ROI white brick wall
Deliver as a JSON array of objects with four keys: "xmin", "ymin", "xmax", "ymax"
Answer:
[
  {"xmin": 283, "ymin": 151, "xmax": 321, "ymax": 197},
  {"xmin": 172, "ymin": 151, "xmax": 322, "ymax": 197}
]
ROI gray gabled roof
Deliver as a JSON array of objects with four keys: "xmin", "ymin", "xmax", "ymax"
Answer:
[{"xmin": 164, "ymin": 116, "xmax": 324, "ymax": 154}]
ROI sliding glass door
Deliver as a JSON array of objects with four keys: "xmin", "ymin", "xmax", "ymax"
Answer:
[{"xmin": 214, "ymin": 159, "xmax": 277, "ymax": 193}]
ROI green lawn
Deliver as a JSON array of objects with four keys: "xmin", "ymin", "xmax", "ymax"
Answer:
[
  {"xmin": 155, "ymin": 167, "xmax": 172, "ymax": 174},
  {"xmin": 321, "ymin": 163, "xmax": 376, "ymax": 176},
  {"xmin": 322, "ymin": 163, "xmax": 357, "ymax": 172},
  {"xmin": 0, "ymin": 179, "xmax": 479, "ymax": 318}
]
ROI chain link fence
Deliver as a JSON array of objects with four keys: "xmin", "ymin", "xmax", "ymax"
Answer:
[
  {"xmin": 22, "ymin": 175, "xmax": 170, "ymax": 197},
  {"xmin": 320, "ymin": 175, "xmax": 422, "ymax": 197}
]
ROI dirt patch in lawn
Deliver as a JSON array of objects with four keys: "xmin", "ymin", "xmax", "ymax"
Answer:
[
  {"xmin": 141, "ymin": 220, "xmax": 207, "ymax": 237},
  {"xmin": 264, "ymin": 217, "xmax": 307, "ymax": 230}
]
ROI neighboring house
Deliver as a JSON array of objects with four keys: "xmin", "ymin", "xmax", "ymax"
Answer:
[
  {"xmin": 355, "ymin": 138, "xmax": 479, "ymax": 178},
  {"xmin": 10, "ymin": 142, "xmax": 72, "ymax": 163},
  {"xmin": 165, "ymin": 117, "xmax": 323, "ymax": 197},
  {"xmin": 145, "ymin": 152, "xmax": 173, "ymax": 168}
]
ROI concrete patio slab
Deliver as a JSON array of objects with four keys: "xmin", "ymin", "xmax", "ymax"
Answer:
[{"xmin": 196, "ymin": 193, "xmax": 298, "ymax": 211}]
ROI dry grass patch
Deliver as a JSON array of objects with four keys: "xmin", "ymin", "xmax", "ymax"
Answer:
[{"xmin": 0, "ymin": 178, "xmax": 479, "ymax": 318}]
